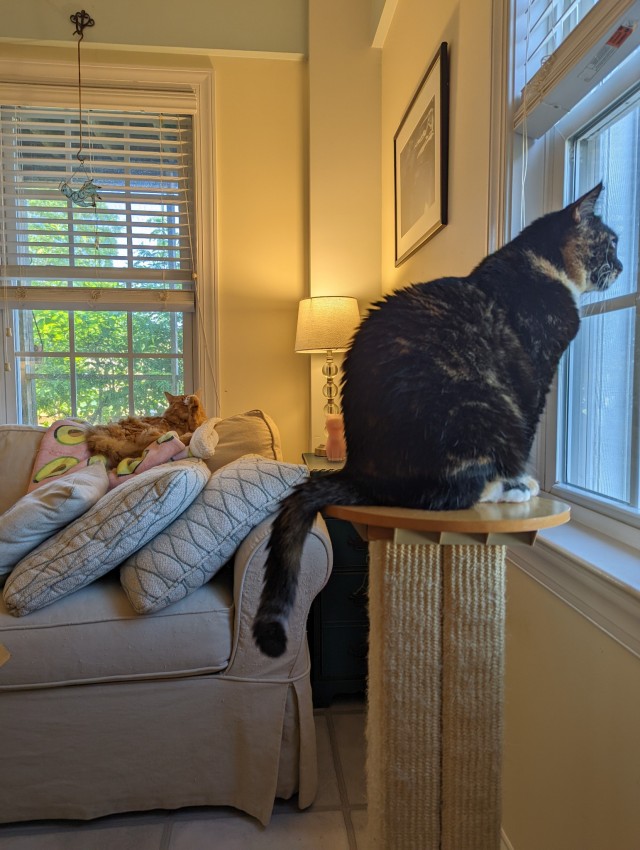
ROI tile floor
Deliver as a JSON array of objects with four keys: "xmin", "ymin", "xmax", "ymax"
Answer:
[{"xmin": 0, "ymin": 697, "xmax": 367, "ymax": 850}]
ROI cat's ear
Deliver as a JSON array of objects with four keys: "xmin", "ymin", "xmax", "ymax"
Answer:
[
  {"xmin": 164, "ymin": 391, "xmax": 177, "ymax": 403},
  {"xmin": 570, "ymin": 182, "xmax": 603, "ymax": 223}
]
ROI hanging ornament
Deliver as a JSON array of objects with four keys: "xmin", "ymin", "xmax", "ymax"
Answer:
[
  {"xmin": 60, "ymin": 176, "xmax": 101, "ymax": 208},
  {"xmin": 59, "ymin": 10, "xmax": 102, "ymax": 210}
]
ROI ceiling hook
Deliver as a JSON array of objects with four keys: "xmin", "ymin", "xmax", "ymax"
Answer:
[{"xmin": 70, "ymin": 10, "xmax": 95, "ymax": 41}]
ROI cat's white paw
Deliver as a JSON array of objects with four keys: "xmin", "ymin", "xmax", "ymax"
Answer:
[
  {"xmin": 479, "ymin": 475, "xmax": 540, "ymax": 504},
  {"xmin": 500, "ymin": 486, "xmax": 531, "ymax": 503}
]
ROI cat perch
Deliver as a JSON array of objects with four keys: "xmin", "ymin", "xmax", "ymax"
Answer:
[{"xmin": 324, "ymin": 497, "xmax": 570, "ymax": 850}]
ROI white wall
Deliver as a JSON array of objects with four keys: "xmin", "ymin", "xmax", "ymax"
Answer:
[
  {"xmin": 307, "ymin": 0, "xmax": 381, "ymax": 451},
  {"xmin": 503, "ymin": 564, "xmax": 640, "ymax": 850},
  {"xmin": 380, "ymin": 0, "xmax": 493, "ymax": 295},
  {"xmin": 213, "ymin": 56, "xmax": 308, "ymax": 462}
]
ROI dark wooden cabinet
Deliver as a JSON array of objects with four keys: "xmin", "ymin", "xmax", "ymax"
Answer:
[{"xmin": 308, "ymin": 516, "xmax": 369, "ymax": 707}]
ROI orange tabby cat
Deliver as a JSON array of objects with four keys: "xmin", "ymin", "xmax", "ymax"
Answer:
[{"xmin": 84, "ymin": 392, "xmax": 207, "ymax": 467}]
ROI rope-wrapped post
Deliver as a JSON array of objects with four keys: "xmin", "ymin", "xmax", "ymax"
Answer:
[
  {"xmin": 365, "ymin": 540, "xmax": 505, "ymax": 850},
  {"xmin": 324, "ymin": 499, "xmax": 570, "ymax": 850},
  {"xmin": 366, "ymin": 540, "xmax": 443, "ymax": 849},
  {"xmin": 441, "ymin": 544, "xmax": 505, "ymax": 850}
]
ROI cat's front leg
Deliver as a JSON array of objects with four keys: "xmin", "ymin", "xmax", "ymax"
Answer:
[{"xmin": 479, "ymin": 475, "xmax": 540, "ymax": 504}]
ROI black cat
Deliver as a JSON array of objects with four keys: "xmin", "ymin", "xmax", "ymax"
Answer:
[{"xmin": 253, "ymin": 183, "xmax": 622, "ymax": 658}]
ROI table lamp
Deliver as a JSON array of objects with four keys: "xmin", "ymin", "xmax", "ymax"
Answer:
[{"xmin": 295, "ymin": 296, "xmax": 360, "ymax": 456}]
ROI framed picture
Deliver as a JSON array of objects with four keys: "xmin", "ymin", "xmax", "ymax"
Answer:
[{"xmin": 394, "ymin": 42, "xmax": 449, "ymax": 265}]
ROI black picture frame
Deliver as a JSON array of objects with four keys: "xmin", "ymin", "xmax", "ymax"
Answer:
[{"xmin": 394, "ymin": 42, "xmax": 449, "ymax": 265}]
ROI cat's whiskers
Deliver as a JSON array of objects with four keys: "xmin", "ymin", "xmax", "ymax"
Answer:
[
  {"xmin": 594, "ymin": 250, "xmax": 619, "ymax": 290},
  {"xmin": 595, "ymin": 265, "xmax": 610, "ymax": 289}
]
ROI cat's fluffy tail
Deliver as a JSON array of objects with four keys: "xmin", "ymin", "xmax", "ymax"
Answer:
[{"xmin": 253, "ymin": 469, "xmax": 365, "ymax": 658}]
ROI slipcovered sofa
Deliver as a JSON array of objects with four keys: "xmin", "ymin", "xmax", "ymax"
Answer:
[{"xmin": 0, "ymin": 411, "xmax": 332, "ymax": 826}]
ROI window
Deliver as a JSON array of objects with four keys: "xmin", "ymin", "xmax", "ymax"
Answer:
[
  {"xmin": 508, "ymin": 0, "xmax": 640, "ymax": 532},
  {"xmin": 0, "ymin": 63, "xmax": 217, "ymax": 426},
  {"xmin": 561, "ymin": 94, "xmax": 640, "ymax": 514}
]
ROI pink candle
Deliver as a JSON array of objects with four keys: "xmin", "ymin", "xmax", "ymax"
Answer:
[{"xmin": 325, "ymin": 414, "xmax": 346, "ymax": 461}]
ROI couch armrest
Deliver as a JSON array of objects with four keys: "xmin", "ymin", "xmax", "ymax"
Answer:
[{"xmin": 222, "ymin": 513, "xmax": 332, "ymax": 679}]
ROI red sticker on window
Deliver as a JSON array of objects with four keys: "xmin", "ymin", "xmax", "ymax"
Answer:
[{"xmin": 607, "ymin": 25, "xmax": 635, "ymax": 48}]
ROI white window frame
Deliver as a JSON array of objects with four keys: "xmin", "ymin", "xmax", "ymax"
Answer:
[
  {"xmin": 489, "ymin": 0, "xmax": 640, "ymax": 659},
  {"xmin": 0, "ymin": 58, "xmax": 219, "ymax": 423},
  {"xmin": 541, "ymin": 59, "xmax": 640, "ymax": 540}
]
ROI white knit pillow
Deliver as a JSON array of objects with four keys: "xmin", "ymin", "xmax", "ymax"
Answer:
[
  {"xmin": 120, "ymin": 455, "xmax": 307, "ymax": 613},
  {"xmin": 3, "ymin": 459, "xmax": 210, "ymax": 616}
]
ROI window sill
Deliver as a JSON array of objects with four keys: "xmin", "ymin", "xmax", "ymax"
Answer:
[{"xmin": 507, "ymin": 518, "xmax": 640, "ymax": 659}]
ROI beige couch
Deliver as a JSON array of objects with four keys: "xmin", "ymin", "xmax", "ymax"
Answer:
[{"xmin": 0, "ymin": 411, "xmax": 332, "ymax": 826}]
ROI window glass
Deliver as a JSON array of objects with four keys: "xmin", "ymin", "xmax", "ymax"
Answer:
[
  {"xmin": 560, "ymin": 92, "xmax": 640, "ymax": 514},
  {"xmin": 564, "ymin": 307, "xmax": 635, "ymax": 504},
  {"xmin": 13, "ymin": 309, "xmax": 184, "ymax": 426}
]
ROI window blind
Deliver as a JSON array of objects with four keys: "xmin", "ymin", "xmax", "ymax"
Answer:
[
  {"xmin": 513, "ymin": 0, "xmax": 640, "ymax": 137},
  {"xmin": 517, "ymin": 0, "xmax": 598, "ymax": 86},
  {"xmin": 0, "ymin": 105, "xmax": 195, "ymax": 312}
]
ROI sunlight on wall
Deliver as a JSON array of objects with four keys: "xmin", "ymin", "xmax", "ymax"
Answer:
[
  {"xmin": 213, "ymin": 57, "xmax": 308, "ymax": 463},
  {"xmin": 380, "ymin": 0, "xmax": 492, "ymax": 293},
  {"xmin": 307, "ymin": 0, "xmax": 381, "ymax": 450}
]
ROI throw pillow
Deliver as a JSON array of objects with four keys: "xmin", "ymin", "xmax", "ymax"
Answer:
[
  {"xmin": 120, "ymin": 455, "xmax": 307, "ymax": 614},
  {"xmin": 0, "ymin": 463, "xmax": 109, "ymax": 583},
  {"xmin": 204, "ymin": 410, "xmax": 282, "ymax": 473},
  {"xmin": 3, "ymin": 459, "xmax": 210, "ymax": 617}
]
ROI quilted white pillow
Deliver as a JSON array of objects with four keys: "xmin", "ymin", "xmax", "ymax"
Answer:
[
  {"xmin": 3, "ymin": 459, "xmax": 210, "ymax": 616},
  {"xmin": 120, "ymin": 454, "xmax": 308, "ymax": 614},
  {"xmin": 0, "ymin": 463, "xmax": 109, "ymax": 583}
]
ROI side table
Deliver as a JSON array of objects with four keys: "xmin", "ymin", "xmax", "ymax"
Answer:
[
  {"xmin": 324, "ymin": 498, "xmax": 570, "ymax": 850},
  {"xmin": 302, "ymin": 453, "xmax": 368, "ymax": 705}
]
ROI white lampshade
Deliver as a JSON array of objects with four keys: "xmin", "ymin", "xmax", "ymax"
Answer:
[{"xmin": 294, "ymin": 296, "xmax": 360, "ymax": 353}]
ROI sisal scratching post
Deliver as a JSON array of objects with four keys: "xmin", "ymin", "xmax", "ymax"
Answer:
[
  {"xmin": 365, "ymin": 542, "xmax": 505, "ymax": 850},
  {"xmin": 366, "ymin": 541, "xmax": 443, "ymax": 850},
  {"xmin": 325, "ymin": 499, "xmax": 569, "ymax": 850},
  {"xmin": 441, "ymin": 545, "xmax": 506, "ymax": 850}
]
